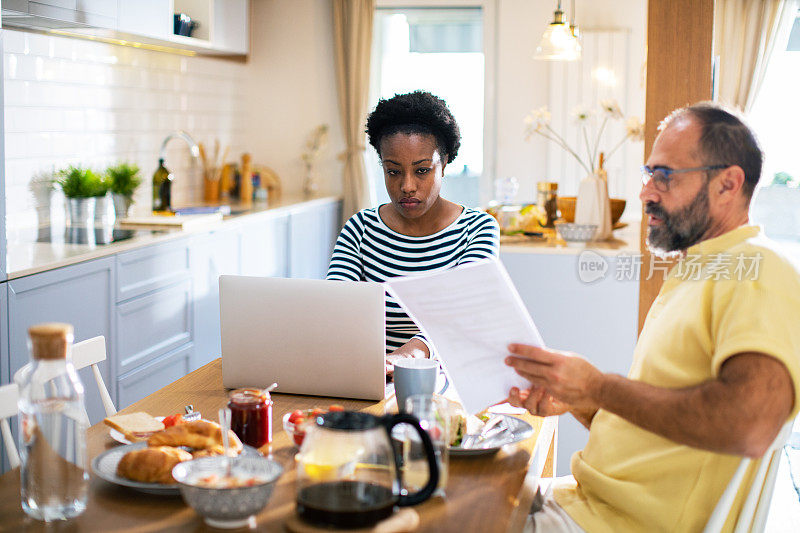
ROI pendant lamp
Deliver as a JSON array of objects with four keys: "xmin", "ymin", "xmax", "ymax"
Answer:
[{"xmin": 535, "ymin": 0, "xmax": 581, "ymax": 61}]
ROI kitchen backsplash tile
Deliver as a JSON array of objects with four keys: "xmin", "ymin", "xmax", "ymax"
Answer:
[{"xmin": 4, "ymin": 30, "xmax": 249, "ymax": 243}]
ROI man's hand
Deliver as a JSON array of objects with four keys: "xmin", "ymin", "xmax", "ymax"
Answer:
[
  {"xmin": 505, "ymin": 343, "xmax": 605, "ymax": 411},
  {"xmin": 508, "ymin": 385, "xmax": 571, "ymax": 417}
]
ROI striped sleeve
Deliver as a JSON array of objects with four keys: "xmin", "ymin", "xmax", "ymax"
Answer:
[
  {"xmin": 326, "ymin": 213, "xmax": 365, "ymax": 281},
  {"xmin": 457, "ymin": 211, "xmax": 500, "ymax": 264}
]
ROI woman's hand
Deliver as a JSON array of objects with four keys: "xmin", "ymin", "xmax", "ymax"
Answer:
[
  {"xmin": 385, "ymin": 353, "xmax": 409, "ymax": 378},
  {"xmin": 385, "ymin": 338, "xmax": 431, "ymax": 378}
]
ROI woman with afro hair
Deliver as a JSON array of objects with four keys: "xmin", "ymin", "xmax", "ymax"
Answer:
[{"xmin": 327, "ymin": 91, "xmax": 499, "ymax": 375}]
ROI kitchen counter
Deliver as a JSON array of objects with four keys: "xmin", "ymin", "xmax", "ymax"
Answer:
[
  {"xmin": 499, "ymin": 221, "xmax": 641, "ymax": 256},
  {"xmin": 6, "ymin": 194, "xmax": 341, "ymax": 280}
]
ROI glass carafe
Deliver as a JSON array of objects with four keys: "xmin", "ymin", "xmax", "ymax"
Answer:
[
  {"xmin": 296, "ymin": 411, "xmax": 438, "ymax": 529},
  {"xmin": 16, "ymin": 323, "xmax": 89, "ymax": 521}
]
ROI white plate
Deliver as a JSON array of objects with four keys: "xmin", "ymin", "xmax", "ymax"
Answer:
[
  {"xmin": 108, "ymin": 416, "xmax": 165, "ymax": 445},
  {"xmin": 91, "ymin": 442, "xmax": 261, "ymax": 495},
  {"xmin": 449, "ymin": 415, "xmax": 534, "ymax": 456}
]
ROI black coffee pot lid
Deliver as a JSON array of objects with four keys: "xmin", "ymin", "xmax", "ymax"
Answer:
[{"xmin": 316, "ymin": 411, "xmax": 380, "ymax": 430}]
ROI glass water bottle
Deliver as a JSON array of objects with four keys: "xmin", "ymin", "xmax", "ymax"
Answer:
[{"xmin": 16, "ymin": 323, "xmax": 89, "ymax": 521}]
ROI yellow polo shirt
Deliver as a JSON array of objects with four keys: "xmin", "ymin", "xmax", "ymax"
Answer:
[{"xmin": 554, "ymin": 225, "xmax": 800, "ymax": 533}]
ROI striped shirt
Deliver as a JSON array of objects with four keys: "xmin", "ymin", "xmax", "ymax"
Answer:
[{"xmin": 326, "ymin": 205, "xmax": 500, "ymax": 353}]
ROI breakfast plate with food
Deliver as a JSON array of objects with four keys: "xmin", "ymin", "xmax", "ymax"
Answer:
[
  {"xmin": 448, "ymin": 414, "xmax": 534, "ymax": 456},
  {"xmin": 104, "ymin": 408, "xmax": 200, "ymax": 445},
  {"xmin": 92, "ymin": 418, "xmax": 259, "ymax": 494}
]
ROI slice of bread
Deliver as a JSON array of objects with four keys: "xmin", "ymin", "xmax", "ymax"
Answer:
[{"xmin": 104, "ymin": 412, "xmax": 165, "ymax": 442}]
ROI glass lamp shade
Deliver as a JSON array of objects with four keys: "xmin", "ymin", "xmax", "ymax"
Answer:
[{"xmin": 535, "ymin": 22, "xmax": 581, "ymax": 61}]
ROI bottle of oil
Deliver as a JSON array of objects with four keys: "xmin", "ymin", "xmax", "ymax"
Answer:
[{"xmin": 152, "ymin": 159, "xmax": 173, "ymax": 212}]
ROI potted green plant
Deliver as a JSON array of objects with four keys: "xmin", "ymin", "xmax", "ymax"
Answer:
[
  {"xmin": 107, "ymin": 162, "xmax": 142, "ymax": 219},
  {"xmin": 56, "ymin": 165, "xmax": 105, "ymax": 226}
]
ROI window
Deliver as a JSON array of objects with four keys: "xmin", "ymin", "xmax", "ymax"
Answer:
[
  {"xmin": 748, "ymin": 10, "xmax": 800, "ymax": 241},
  {"xmin": 367, "ymin": 7, "xmax": 485, "ymax": 208}
]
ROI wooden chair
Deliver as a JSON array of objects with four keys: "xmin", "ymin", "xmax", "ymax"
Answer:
[
  {"xmin": 14, "ymin": 335, "xmax": 116, "ymax": 423},
  {"xmin": 704, "ymin": 420, "xmax": 794, "ymax": 533},
  {"xmin": 0, "ymin": 383, "xmax": 21, "ymax": 469}
]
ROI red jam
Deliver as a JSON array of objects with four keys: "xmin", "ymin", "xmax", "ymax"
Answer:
[{"xmin": 228, "ymin": 388, "xmax": 272, "ymax": 447}]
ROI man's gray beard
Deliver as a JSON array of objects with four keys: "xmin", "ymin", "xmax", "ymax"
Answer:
[{"xmin": 645, "ymin": 185, "xmax": 711, "ymax": 258}]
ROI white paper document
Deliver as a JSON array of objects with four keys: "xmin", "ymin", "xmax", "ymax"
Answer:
[{"xmin": 384, "ymin": 259, "xmax": 543, "ymax": 414}]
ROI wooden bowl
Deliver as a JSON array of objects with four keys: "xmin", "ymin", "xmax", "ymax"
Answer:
[{"xmin": 557, "ymin": 196, "xmax": 626, "ymax": 225}]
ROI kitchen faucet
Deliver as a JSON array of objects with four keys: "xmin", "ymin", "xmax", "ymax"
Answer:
[{"xmin": 153, "ymin": 131, "xmax": 200, "ymax": 212}]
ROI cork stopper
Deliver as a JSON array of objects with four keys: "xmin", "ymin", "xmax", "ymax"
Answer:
[{"xmin": 28, "ymin": 323, "xmax": 74, "ymax": 360}]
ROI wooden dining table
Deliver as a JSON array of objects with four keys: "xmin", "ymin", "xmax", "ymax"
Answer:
[{"xmin": 0, "ymin": 359, "xmax": 555, "ymax": 532}]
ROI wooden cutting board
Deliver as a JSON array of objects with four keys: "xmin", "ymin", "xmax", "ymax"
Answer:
[{"xmin": 119, "ymin": 212, "xmax": 223, "ymax": 230}]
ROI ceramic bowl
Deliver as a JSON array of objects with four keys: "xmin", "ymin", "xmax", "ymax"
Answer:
[
  {"xmin": 172, "ymin": 455, "xmax": 283, "ymax": 529},
  {"xmin": 557, "ymin": 197, "xmax": 627, "ymax": 225},
  {"xmin": 556, "ymin": 222, "xmax": 598, "ymax": 247}
]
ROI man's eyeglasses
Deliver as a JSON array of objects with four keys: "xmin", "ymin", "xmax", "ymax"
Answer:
[{"xmin": 640, "ymin": 165, "xmax": 728, "ymax": 192}]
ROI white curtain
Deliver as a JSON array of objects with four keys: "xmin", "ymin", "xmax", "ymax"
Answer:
[
  {"xmin": 333, "ymin": 0, "xmax": 375, "ymax": 221},
  {"xmin": 714, "ymin": 0, "xmax": 799, "ymax": 111}
]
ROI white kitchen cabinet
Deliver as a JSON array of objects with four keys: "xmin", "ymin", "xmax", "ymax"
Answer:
[
  {"xmin": 212, "ymin": 0, "xmax": 248, "ymax": 54},
  {"xmin": 7, "ymin": 258, "xmax": 116, "ymax": 425},
  {"xmin": 240, "ymin": 213, "xmax": 289, "ymax": 278},
  {"xmin": 190, "ymin": 226, "xmax": 242, "ymax": 369},
  {"xmin": 115, "ymin": 0, "xmax": 171, "ymax": 39},
  {"xmin": 289, "ymin": 201, "xmax": 342, "ymax": 279},
  {"xmin": 4, "ymin": 0, "xmax": 249, "ymax": 56}
]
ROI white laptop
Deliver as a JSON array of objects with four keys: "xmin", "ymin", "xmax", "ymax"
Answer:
[{"xmin": 219, "ymin": 275, "xmax": 385, "ymax": 400}]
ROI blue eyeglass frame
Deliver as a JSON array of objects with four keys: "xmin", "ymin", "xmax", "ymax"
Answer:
[{"xmin": 640, "ymin": 164, "xmax": 729, "ymax": 192}]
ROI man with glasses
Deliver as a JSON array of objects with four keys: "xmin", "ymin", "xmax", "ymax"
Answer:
[{"xmin": 507, "ymin": 102, "xmax": 800, "ymax": 532}]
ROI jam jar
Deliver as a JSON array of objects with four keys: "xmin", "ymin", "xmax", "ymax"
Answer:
[{"xmin": 228, "ymin": 388, "xmax": 272, "ymax": 447}]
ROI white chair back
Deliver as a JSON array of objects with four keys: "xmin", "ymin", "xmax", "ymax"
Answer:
[
  {"xmin": 72, "ymin": 336, "xmax": 116, "ymax": 418},
  {"xmin": 704, "ymin": 420, "xmax": 794, "ymax": 533},
  {"xmin": 506, "ymin": 416, "xmax": 559, "ymax": 533},
  {"xmin": 0, "ymin": 383, "xmax": 21, "ymax": 469},
  {"xmin": 13, "ymin": 335, "xmax": 117, "ymax": 423}
]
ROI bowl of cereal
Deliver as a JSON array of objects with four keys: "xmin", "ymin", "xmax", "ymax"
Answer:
[{"xmin": 172, "ymin": 455, "xmax": 283, "ymax": 529}]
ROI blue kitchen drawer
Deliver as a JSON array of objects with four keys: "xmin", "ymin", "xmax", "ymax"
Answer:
[
  {"xmin": 116, "ymin": 343, "xmax": 192, "ymax": 409},
  {"xmin": 115, "ymin": 238, "xmax": 190, "ymax": 302},
  {"xmin": 114, "ymin": 278, "xmax": 192, "ymax": 375}
]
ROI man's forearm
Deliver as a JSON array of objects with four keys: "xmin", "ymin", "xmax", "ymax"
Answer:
[{"xmin": 592, "ymin": 355, "xmax": 792, "ymax": 457}]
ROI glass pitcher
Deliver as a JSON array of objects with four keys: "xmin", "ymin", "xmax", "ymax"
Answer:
[{"xmin": 296, "ymin": 411, "xmax": 439, "ymax": 529}]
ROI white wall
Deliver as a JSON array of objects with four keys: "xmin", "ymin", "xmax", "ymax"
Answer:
[
  {"xmin": 494, "ymin": 0, "xmax": 647, "ymax": 211},
  {"xmin": 3, "ymin": 29, "xmax": 250, "ymax": 242},
  {"xmin": 246, "ymin": 0, "xmax": 344, "ymax": 198}
]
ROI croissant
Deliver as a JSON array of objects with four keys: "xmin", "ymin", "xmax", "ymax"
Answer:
[
  {"xmin": 116, "ymin": 446, "xmax": 192, "ymax": 484},
  {"xmin": 147, "ymin": 419, "xmax": 243, "ymax": 453},
  {"xmin": 191, "ymin": 445, "xmax": 240, "ymax": 459}
]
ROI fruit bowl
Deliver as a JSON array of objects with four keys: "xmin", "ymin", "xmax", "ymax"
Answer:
[{"xmin": 283, "ymin": 405, "xmax": 345, "ymax": 447}]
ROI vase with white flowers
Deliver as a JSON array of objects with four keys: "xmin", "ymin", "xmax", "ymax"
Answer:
[
  {"xmin": 301, "ymin": 124, "xmax": 329, "ymax": 196},
  {"xmin": 524, "ymin": 100, "xmax": 644, "ymax": 240}
]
